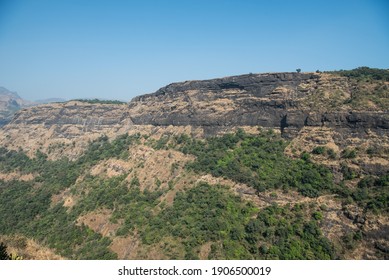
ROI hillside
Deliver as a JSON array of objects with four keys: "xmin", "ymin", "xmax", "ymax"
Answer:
[
  {"xmin": 0, "ymin": 87, "xmax": 68, "ymax": 127},
  {"xmin": 0, "ymin": 68, "xmax": 388, "ymax": 260},
  {"xmin": 0, "ymin": 87, "xmax": 31, "ymax": 126}
]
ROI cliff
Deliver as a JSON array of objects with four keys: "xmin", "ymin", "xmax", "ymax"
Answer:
[
  {"xmin": 128, "ymin": 72, "xmax": 388, "ymax": 137},
  {"xmin": 127, "ymin": 71, "xmax": 389, "ymax": 176},
  {"xmin": 0, "ymin": 71, "xmax": 388, "ymax": 171},
  {"xmin": 1, "ymin": 70, "xmax": 389, "ymax": 260},
  {"xmin": 0, "ymin": 101, "xmax": 132, "ymax": 159},
  {"xmin": 5, "ymin": 72, "xmax": 388, "ymax": 138}
]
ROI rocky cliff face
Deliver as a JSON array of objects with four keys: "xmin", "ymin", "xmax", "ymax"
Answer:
[
  {"xmin": 127, "ymin": 71, "xmax": 389, "ymax": 176},
  {"xmin": 11, "ymin": 101, "xmax": 130, "ymax": 130},
  {"xmin": 129, "ymin": 72, "xmax": 314, "ymax": 134},
  {"xmin": 1, "ymin": 71, "xmax": 388, "ymax": 260},
  {"xmin": 5, "ymin": 72, "xmax": 388, "ymax": 139},
  {"xmin": 128, "ymin": 72, "xmax": 388, "ymax": 137},
  {"xmin": 1, "ymin": 72, "xmax": 388, "ymax": 171},
  {"xmin": 0, "ymin": 101, "xmax": 133, "ymax": 159}
]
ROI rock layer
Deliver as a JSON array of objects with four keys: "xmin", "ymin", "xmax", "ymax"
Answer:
[
  {"xmin": 0, "ymin": 72, "xmax": 388, "ymax": 164},
  {"xmin": 128, "ymin": 72, "xmax": 388, "ymax": 137}
]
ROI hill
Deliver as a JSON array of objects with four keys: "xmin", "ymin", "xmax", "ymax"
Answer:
[
  {"xmin": 0, "ymin": 87, "xmax": 69, "ymax": 127},
  {"xmin": 0, "ymin": 68, "xmax": 388, "ymax": 259},
  {"xmin": 0, "ymin": 87, "xmax": 32, "ymax": 126}
]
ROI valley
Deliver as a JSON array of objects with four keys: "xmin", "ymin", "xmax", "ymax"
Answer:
[{"xmin": 0, "ymin": 67, "xmax": 388, "ymax": 260}]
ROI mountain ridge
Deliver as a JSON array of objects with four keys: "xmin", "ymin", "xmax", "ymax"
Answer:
[
  {"xmin": 0, "ymin": 86, "xmax": 69, "ymax": 126},
  {"xmin": 0, "ymin": 69, "xmax": 388, "ymax": 260},
  {"xmin": 1, "ymin": 70, "xmax": 388, "ymax": 159}
]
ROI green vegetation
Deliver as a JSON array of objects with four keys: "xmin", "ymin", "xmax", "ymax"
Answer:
[
  {"xmin": 144, "ymin": 183, "xmax": 256, "ymax": 259},
  {"xmin": 71, "ymin": 98, "xmax": 127, "ymax": 105},
  {"xmin": 350, "ymin": 174, "xmax": 389, "ymax": 213},
  {"xmin": 311, "ymin": 146, "xmax": 337, "ymax": 159},
  {"xmin": 303, "ymin": 67, "xmax": 389, "ymax": 111},
  {"xmin": 78, "ymin": 133, "xmax": 140, "ymax": 165},
  {"xmin": 341, "ymin": 148, "xmax": 357, "ymax": 159},
  {"xmin": 340, "ymin": 162, "xmax": 358, "ymax": 180},
  {"xmin": 0, "ymin": 147, "xmax": 34, "ymax": 173},
  {"xmin": 0, "ymin": 178, "xmax": 116, "ymax": 259},
  {"xmin": 0, "ymin": 133, "xmax": 141, "ymax": 259},
  {"xmin": 176, "ymin": 129, "xmax": 334, "ymax": 198},
  {"xmin": 312, "ymin": 146, "xmax": 326, "ymax": 155},
  {"xmin": 114, "ymin": 182, "xmax": 336, "ymax": 259},
  {"xmin": 330, "ymin": 67, "xmax": 389, "ymax": 81},
  {"xmin": 331, "ymin": 67, "xmax": 389, "ymax": 110},
  {"xmin": 244, "ymin": 204, "xmax": 334, "ymax": 259},
  {"xmin": 0, "ymin": 242, "xmax": 9, "ymax": 260},
  {"xmin": 0, "ymin": 129, "xmax": 387, "ymax": 259}
]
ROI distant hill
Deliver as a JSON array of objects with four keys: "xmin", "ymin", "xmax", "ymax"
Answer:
[
  {"xmin": 0, "ymin": 87, "xmax": 67, "ymax": 126},
  {"xmin": 0, "ymin": 87, "xmax": 33, "ymax": 126}
]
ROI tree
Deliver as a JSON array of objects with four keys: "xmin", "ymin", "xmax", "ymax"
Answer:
[
  {"xmin": 296, "ymin": 68, "xmax": 301, "ymax": 73},
  {"xmin": 0, "ymin": 242, "xmax": 9, "ymax": 260}
]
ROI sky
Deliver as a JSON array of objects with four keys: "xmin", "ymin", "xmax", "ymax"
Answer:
[{"xmin": 0, "ymin": 0, "xmax": 388, "ymax": 101}]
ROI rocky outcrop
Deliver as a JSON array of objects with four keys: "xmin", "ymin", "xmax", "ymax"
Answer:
[
  {"xmin": 126, "ymin": 72, "xmax": 389, "ymax": 176},
  {"xmin": 129, "ymin": 73, "xmax": 315, "ymax": 134},
  {"xmin": 128, "ymin": 72, "xmax": 388, "ymax": 137},
  {"xmin": 0, "ymin": 71, "xmax": 388, "ymax": 164},
  {"xmin": 11, "ymin": 101, "xmax": 131, "ymax": 130},
  {"xmin": 1, "ymin": 72, "xmax": 388, "ymax": 260},
  {"xmin": 4, "ymin": 72, "xmax": 388, "ymax": 140},
  {"xmin": 0, "ymin": 101, "xmax": 133, "ymax": 160}
]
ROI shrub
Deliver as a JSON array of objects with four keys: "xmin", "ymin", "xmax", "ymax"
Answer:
[
  {"xmin": 342, "ymin": 148, "xmax": 357, "ymax": 159},
  {"xmin": 300, "ymin": 152, "xmax": 311, "ymax": 161},
  {"xmin": 327, "ymin": 148, "xmax": 337, "ymax": 159},
  {"xmin": 341, "ymin": 163, "xmax": 356, "ymax": 180},
  {"xmin": 0, "ymin": 242, "xmax": 9, "ymax": 260},
  {"xmin": 331, "ymin": 67, "xmax": 389, "ymax": 81},
  {"xmin": 312, "ymin": 146, "xmax": 326, "ymax": 155},
  {"xmin": 312, "ymin": 211, "xmax": 323, "ymax": 220}
]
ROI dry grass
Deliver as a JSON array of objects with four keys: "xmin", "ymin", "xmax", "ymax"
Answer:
[{"xmin": 0, "ymin": 234, "xmax": 64, "ymax": 260}]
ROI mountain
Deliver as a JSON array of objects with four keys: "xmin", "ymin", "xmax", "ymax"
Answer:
[
  {"xmin": 0, "ymin": 87, "xmax": 69, "ymax": 127},
  {"xmin": 0, "ymin": 68, "xmax": 388, "ymax": 260},
  {"xmin": 129, "ymin": 71, "xmax": 388, "ymax": 136},
  {"xmin": 0, "ymin": 87, "xmax": 32, "ymax": 126}
]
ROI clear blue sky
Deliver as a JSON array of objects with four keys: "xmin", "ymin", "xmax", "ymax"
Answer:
[{"xmin": 0, "ymin": 0, "xmax": 388, "ymax": 101}]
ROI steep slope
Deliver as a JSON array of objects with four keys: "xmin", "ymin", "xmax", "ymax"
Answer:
[
  {"xmin": 0, "ymin": 87, "xmax": 31, "ymax": 126},
  {"xmin": 1, "ymin": 71, "xmax": 387, "ymax": 153},
  {"xmin": 1, "ymin": 130, "xmax": 388, "ymax": 259},
  {"xmin": 1, "ymin": 71, "xmax": 387, "ymax": 172},
  {"xmin": 0, "ymin": 87, "xmax": 69, "ymax": 127},
  {"xmin": 127, "ymin": 71, "xmax": 389, "ymax": 176},
  {"xmin": 0, "ymin": 101, "xmax": 132, "ymax": 159},
  {"xmin": 128, "ymin": 72, "xmax": 388, "ymax": 137},
  {"xmin": 0, "ymin": 68, "xmax": 388, "ymax": 260}
]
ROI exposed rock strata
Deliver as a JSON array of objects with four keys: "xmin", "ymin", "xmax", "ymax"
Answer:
[
  {"xmin": 0, "ymin": 72, "xmax": 387, "ymax": 167},
  {"xmin": 128, "ymin": 72, "xmax": 388, "ymax": 137}
]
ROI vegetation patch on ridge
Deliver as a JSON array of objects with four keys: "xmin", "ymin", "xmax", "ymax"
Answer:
[{"xmin": 0, "ymin": 129, "xmax": 388, "ymax": 259}]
